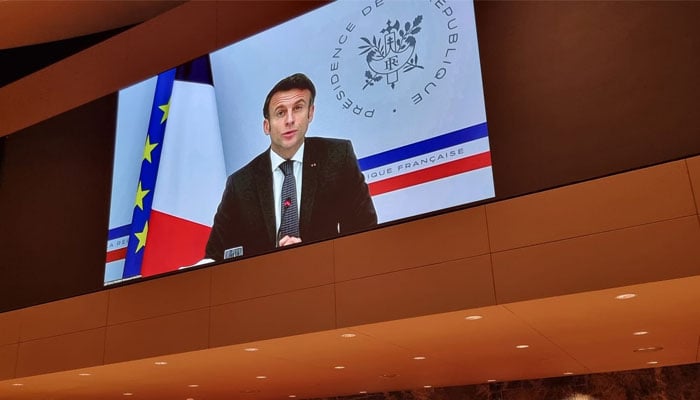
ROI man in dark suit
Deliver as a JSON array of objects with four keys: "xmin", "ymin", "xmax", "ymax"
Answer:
[{"xmin": 204, "ymin": 73, "xmax": 377, "ymax": 261}]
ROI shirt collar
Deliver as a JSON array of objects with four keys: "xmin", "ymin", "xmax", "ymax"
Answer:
[{"xmin": 270, "ymin": 142, "xmax": 305, "ymax": 171}]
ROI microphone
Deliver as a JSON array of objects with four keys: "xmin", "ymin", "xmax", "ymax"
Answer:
[{"xmin": 277, "ymin": 197, "xmax": 293, "ymax": 245}]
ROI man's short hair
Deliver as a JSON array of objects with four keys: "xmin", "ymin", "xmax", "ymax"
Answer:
[{"xmin": 263, "ymin": 73, "xmax": 316, "ymax": 119}]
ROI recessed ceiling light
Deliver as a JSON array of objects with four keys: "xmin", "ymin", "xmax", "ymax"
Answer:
[
  {"xmin": 186, "ymin": 398, "xmax": 195, "ymax": 400},
  {"xmin": 487, "ymin": 379, "xmax": 497, "ymax": 383},
  {"xmin": 647, "ymin": 361, "xmax": 659, "ymax": 365},
  {"xmin": 563, "ymin": 372, "xmax": 574, "ymax": 375},
  {"xmin": 123, "ymin": 393, "xmax": 133, "ymax": 396},
  {"xmin": 340, "ymin": 333, "xmax": 357, "ymax": 338},
  {"xmin": 255, "ymin": 375, "xmax": 267, "ymax": 379},
  {"xmin": 188, "ymin": 384, "xmax": 200, "ymax": 388},
  {"xmin": 633, "ymin": 331, "xmax": 649, "ymax": 336},
  {"xmin": 289, "ymin": 395, "xmax": 297, "ymax": 398},
  {"xmin": 465, "ymin": 315, "xmax": 483, "ymax": 321},
  {"xmin": 423, "ymin": 385, "xmax": 432, "ymax": 389},
  {"xmin": 569, "ymin": 394, "xmax": 595, "ymax": 400},
  {"xmin": 78, "ymin": 373, "xmax": 92, "ymax": 377},
  {"xmin": 334, "ymin": 365, "xmax": 346, "ymax": 370},
  {"xmin": 359, "ymin": 391, "xmax": 368, "ymax": 394},
  {"xmin": 515, "ymin": 344, "xmax": 530, "ymax": 349},
  {"xmin": 154, "ymin": 361, "xmax": 168, "ymax": 366},
  {"xmin": 244, "ymin": 347, "xmax": 259, "ymax": 352},
  {"xmin": 633, "ymin": 346, "xmax": 664, "ymax": 353},
  {"xmin": 615, "ymin": 293, "xmax": 636, "ymax": 300},
  {"xmin": 11, "ymin": 383, "xmax": 24, "ymax": 387},
  {"xmin": 413, "ymin": 356, "xmax": 427, "ymax": 360}
]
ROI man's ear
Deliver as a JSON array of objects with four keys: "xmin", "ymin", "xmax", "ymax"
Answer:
[
  {"xmin": 263, "ymin": 119, "xmax": 270, "ymax": 135},
  {"xmin": 308, "ymin": 104, "xmax": 315, "ymax": 123}
]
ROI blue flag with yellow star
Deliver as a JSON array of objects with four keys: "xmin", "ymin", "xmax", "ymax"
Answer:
[{"xmin": 122, "ymin": 68, "xmax": 176, "ymax": 279}]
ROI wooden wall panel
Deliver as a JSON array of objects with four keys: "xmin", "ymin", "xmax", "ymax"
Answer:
[
  {"xmin": 686, "ymin": 156, "xmax": 700, "ymax": 213},
  {"xmin": 0, "ymin": 311, "xmax": 20, "ymax": 346},
  {"xmin": 18, "ymin": 292, "xmax": 108, "ymax": 342},
  {"xmin": 492, "ymin": 216, "xmax": 700, "ymax": 303},
  {"xmin": 210, "ymin": 241, "xmax": 334, "ymax": 306},
  {"xmin": 104, "ymin": 309, "xmax": 210, "ymax": 364},
  {"xmin": 209, "ymin": 285, "xmax": 336, "ymax": 347},
  {"xmin": 334, "ymin": 207, "xmax": 490, "ymax": 281},
  {"xmin": 0, "ymin": 344, "xmax": 17, "ymax": 380},
  {"xmin": 487, "ymin": 160, "xmax": 697, "ymax": 252},
  {"xmin": 107, "ymin": 269, "xmax": 211, "ymax": 325},
  {"xmin": 15, "ymin": 328, "xmax": 105, "ymax": 377},
  {"xmin": 335, "ymin": 255, "xmax": 495, "ymax": 327}
]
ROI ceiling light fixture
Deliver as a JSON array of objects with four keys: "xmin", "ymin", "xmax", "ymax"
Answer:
[
  {"xmin": 633, "ymin": 331, "xmax": 649, "ymax": 336},
  {"xmin": 413, "ymin": 356, "xmax": 427, "ymax": 360},
  {"xmin": 334, "ymin": 366, "xmax": 346, "ymax": 370},
  {"xmin": 11, "ymin": 383, "xmax": 24, "ymax": 387},
  {"xmin": 289, "ymin": 395, "xmax": 297, "ymax": 398},
  {"xmin": 188, "ymin": 384, "xmax": 200, "ymax": 388},
  {"xmin": 465, "ymin": 315, "xmax": 483, "ymax": 321},
  {"xmin": 244, "ymin": 347, "xmax": 259, "ymax": 352},
  {"xmin": 423, "ymin": 385, "xmax": 432, "ymax": 389},
  {"xmin": 647, "ymin": 361, "xmax": 659, "ymax": 365},
  {"xmin": 154, "ymin": 361, "xmax": 168, "ymax": 366},
  {"xmin": 515, "ymin": 344, "xmax": 530, "ymax": 349},
  {"xmin": 615, "ymin": 293, "xmax": 636, "ymax": 300},
  {"xmin": 359, "ymin": 391, "xmax": 368, "ymax": 394},
  {"xmin": 340, "ymin": 333, "xmax": 357, "ymax": 338},
  {"xmin": 255, "ymin": 375, "xmax": 267, "ymax": 379},
  {"xmin": 78, "ymin": 373, "xmax": 92, "ymax": 377},
  {"xmin": 487, "ymin": 379, "xmax": 497, "ymax": 383},
  {"xmin": 563, "ymin": 372, "xmax": 574, "ymax": 375},
  {"xmin": 123, "ymin": 393, "xmax": 133, "ymax": 396},
  {"xmin": 633, "ymin": 346, "xmax": 664, "ymax": 353}
]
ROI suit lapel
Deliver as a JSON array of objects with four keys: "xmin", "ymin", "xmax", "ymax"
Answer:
[
  {"xmin": 253, "ymin": 151, "xmax": 276, "ymax": 246},
  {"xmin": 300, "ymin": 140, "xmax": 319, "ymax": 234}
]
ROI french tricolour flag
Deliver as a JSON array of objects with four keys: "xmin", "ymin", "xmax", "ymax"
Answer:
[
  {"xmin": 114, "ymin": 55, "xmax": 226, "ymax": 279},
  {"xmin": 140, "ymin": 57, "xmax": 227, "ymax": 277}
]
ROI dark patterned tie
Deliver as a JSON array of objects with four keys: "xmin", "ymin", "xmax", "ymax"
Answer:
[{"xmin": 278, "ymin": 160, "xmax": 299, "ymax": 239}]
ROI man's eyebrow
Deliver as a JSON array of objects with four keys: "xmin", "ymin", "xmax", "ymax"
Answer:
[{"xmin": 274, "ymin": 97, "xmax": 306, "ymax": 108}]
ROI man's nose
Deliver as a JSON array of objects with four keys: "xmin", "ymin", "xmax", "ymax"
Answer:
[{"xmin": 285, "ymin": 110, "xmax": 294, "ymax": 125}]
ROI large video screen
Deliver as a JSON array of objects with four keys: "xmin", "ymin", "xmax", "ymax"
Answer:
[{"xmin": 105, "ymin": 0, "xmax": 492, "ymax": 285}]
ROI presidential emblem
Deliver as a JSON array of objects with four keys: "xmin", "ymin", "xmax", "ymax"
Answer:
[
  {"xmin": 329, "ymin": 0, "xmax": 467, "ymax": 118},
  {"xmin": 358, "ymin": 16, "xmax": 424, "ymax": 90}
]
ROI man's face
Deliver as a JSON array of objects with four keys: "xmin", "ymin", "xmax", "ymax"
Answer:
[{"xmin": 263, "ymin": 88, "xmax": 315, "ymax": 159}]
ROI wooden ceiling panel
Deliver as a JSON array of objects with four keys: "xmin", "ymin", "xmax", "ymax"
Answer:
[
  {"xmin": 0, "ymin": 1, "xmax": 184, "ymax": 50},
  {"xmin": 2, "ymin": 276, "xmax": 699, "ymax": 399}
]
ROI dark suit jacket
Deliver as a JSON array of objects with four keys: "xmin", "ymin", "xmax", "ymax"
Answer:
[{"xmin": 205, "ymin": 137, "xmax": 377, "ymax": 261}]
